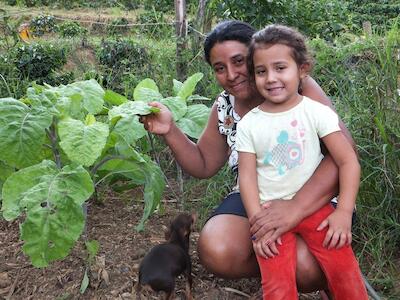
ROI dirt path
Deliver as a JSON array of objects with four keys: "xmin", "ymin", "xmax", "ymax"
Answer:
[{"xmin": 0, "ymin": 190, "xmax": 323, "ymax": 300}]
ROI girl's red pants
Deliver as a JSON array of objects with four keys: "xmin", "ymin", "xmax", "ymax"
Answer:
[{"xmin": 257, "ymin": 203, "xmax": 368, "ymax": 300}]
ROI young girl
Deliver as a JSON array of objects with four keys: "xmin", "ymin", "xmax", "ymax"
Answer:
[{"xmin": 236, "ymin": 25, "xmax": 368, "ymax": 299}]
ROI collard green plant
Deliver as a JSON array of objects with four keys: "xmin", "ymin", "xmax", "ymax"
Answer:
[{"xmin": 0, "ymin": 73, "xmax": 209, "ymax": 268}]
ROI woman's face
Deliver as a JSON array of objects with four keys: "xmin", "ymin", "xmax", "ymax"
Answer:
[{"xmin": 209, "ymin": 40, "xmax": 252, "ymax": 100}]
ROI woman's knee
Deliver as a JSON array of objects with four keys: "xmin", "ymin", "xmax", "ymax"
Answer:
[
  {"xmin": 197, "ymin": 215, "xmax": 259, "ymax": 278},
  {"xmin": 295, "ymin": 235, "xmax": 327, "ymax": 292}
]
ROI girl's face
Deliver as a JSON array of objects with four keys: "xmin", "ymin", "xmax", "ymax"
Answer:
[
  {"xmin": 209, "ymin": 40, "xmax": 251, "ymax": 100},
  {"xmin": 253, "ymin": 43, "xmax": 307, "ymax": 112}
]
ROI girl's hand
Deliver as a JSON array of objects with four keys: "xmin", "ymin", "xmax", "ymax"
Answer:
[
  {"xmin": 252, "ymin": 229, "xmax": 282, "ymax": 258},
  {"xmin": 249, "ymin": 200, "xmax": 302, "ymax": 242},
  {"xmin": 317, "ymin": 209, "xmax": 353, "ymax": 249},
  {"xmin": 140, "ymin": 102, "xmax": 173, "ymax": 135}
]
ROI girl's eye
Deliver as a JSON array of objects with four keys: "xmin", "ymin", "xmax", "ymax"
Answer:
[
  {"xmin": 255, "ymin": 69, "xmax": 265, "ymax": 75},
  {"xmin": 276, "ymin": 66, "xmax": 286, "ymax": 71}
]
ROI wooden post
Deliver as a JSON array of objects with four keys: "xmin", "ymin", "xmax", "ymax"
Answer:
[
  {"xmin": 175, "ymin": 0, "xmax": 187, "ymax": 207},
  {"xmin": 193, "ymin": 0, "xmax": 207, "ymax": 50},
  {"xmin": 175, "ymin": 0, "xmax": 187, "ymax": 81}
]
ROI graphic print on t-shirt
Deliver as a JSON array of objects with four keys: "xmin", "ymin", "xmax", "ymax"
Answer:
[{"xmin": 263, "ymin": 119, "xmax": 305, "ymax": 175}]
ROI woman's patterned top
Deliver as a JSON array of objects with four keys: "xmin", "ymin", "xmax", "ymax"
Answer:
[{"xmin": 216, "ymin": 91, "xmax": 241, "ymax": 183}]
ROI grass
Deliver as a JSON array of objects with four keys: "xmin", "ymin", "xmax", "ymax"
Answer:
[{"xmin": 310, "ymin": 21, "xmax": 400, "ymax": 298}]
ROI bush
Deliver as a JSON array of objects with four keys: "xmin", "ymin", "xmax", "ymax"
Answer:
[
  {"xmin": 12, "ymin": 42, "xmax": 67, "ymax": 81},
  {"xmin": 57, "ymin": 21, "xmax": 87, "ymax": 38},
  {"xmin": 29, "ymin": 15, "xmax": 56, "ymax": 37},
  {"xmin": 97, "ymin": 39, "xmax": 151, "ymax": 94},
  {"xmin": 348, "ymin": 0, "xmax": 400, "ymax": 29}
]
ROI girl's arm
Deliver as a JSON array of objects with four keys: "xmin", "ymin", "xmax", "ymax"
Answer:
[
  {"xmin": 238, "ymin": 152, "xmax": 261, "ymax": 219},
  {"xmin": 318, "ymin": 131, "xmax": 360, "ymax": 249},
  {"xmin": 239, "ymin": 152, "xmax": 276, "ymax": 258},
  {"xmin": 142, "ymin": 101, "xmax": 229, "ymax": 179},
  {"xmin": 250, "ymin": 76, "xmax": 353, "ymax": 240}
]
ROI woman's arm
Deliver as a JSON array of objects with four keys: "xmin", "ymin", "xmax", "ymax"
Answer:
[
  {"xmin": 249, "ymin": 76, "xmax": 355, "ymax": 240},
  {"xmin": 142, "ymin": 101, "xmax": 229, "ymax": 179}
]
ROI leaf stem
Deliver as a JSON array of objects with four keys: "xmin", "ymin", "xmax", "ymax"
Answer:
[
  {"xmin": 90, "ymin": 155, "xmax": 125, "ymax": 178},
  {"xmin": 46, "ymin": 119, "xmax": 62, "ymax": 169},
  {"xmin": 147, "ymin": 132, "xmax": 160, "ymax": 166},
  {"xmin": 0, "ymin": 73, "xmax": 12, "ymax": 97}
]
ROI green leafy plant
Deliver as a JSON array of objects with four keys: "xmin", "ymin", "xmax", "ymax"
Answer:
[
  {"xmin": 133, "ymin": 72, "xmax": 211, "ymax": 139},
  {"xmin": 80, "ymin": 240, "xmax": 100, "ymax": 294},
  {"xmin": 97, "ymin": 39, "xmax": 150, "ymax": 93},
  {"xmin": 0, "ymin": 72, "xmax": 209, "ymax": 268},
  {"xmin": 13, "ymin": 42, "xmax": 67, "ymax": 81},
  {"xmin": 57, "ymin": 20, "xmax": 87, "ymax": 38},
  {"xmin": 29, "ymin": 15, "xmax": 56, "ymax": 37}
]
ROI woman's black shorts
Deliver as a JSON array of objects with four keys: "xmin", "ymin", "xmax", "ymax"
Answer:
[{"xmin": 209, "ymin": 191, "xmax": 356, "ymax": 224}]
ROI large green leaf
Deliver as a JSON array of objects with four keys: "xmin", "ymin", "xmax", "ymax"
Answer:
[
  {"xmin": 2, "ymin": 162, "xmax": 93, "ymax": 267},
  {"xmin": 137, "ymin": 161, "xmax": 165, "ymax": 231},
  {"xmin": 58, "ymin": 118, "xmax": 109, "ymax": 167},
  {"xmin": 108, "ymin": 101, "xmax": 160, "ymax": 125},
  {"xmin": 0, "ymin": 161, "xmax": 14, "ymax": 202},
  {"xmin": 55, "ymin": 94, "xmax": 85, "ymax": 120},
  {"xmin": 21, "ymin": 200, "xmax": 85, "ymax": 268},
  {"xmin": 133, "ymin": 79, "xmax": 163, "ymax": 102},
  {"xmin": 104, "ymin": 90, "xmax": 128, "ymax": 106},
  {"xmin": 177, "ymin": 104, "xmax": 210, "ymax": 139},
  {"xmin": 68, "ymin": 79, "xmax": 105, "ymax": 114},
  {"xmin": 112, "ymin": 115, "xmax": 147, "ymax": 145},
  {"xmin": 0, "ymin": 160, "xmax": 14, "ymax": 182},
  {"xmin": 160, "ymin": 97, "xmax": 187, "ymax": 121},
  {"xmin": 99, "ymin": 157, "xmax": 146, "ymax": 184},
  {"xmin": 98, "ymin": 154, "xmax": 165, "ymax": 230},
  {"xmin": 177, "ymin": 73, "xmax": 204, "ymax": 101},
  {"xmin": 25, "ymin": 86, "xmax": 59, "ymax": 114},
  {"xmin": 2, "ymin": 161, "xmax": 93, "ymax": 221},
  {"xmin": 1, "ymin": 160, "xmax": 56, "ymax": 221},
  {"xmin": 45, "ymin": 80, "xmax": 104, "ymax": 116},
  {"xmin": 114, "ymin": 141, "xmax": 147, "ymax": 163},
  {"xmin": 173, "ymin": 79, "xmax": 183, "ymax": 96},
  {"xmin": 0, "ymin": 98, "xmax": 52, "ymax": 168}
]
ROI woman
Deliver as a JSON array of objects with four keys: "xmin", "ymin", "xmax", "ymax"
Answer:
[{"xmin": 141, "ymin": 20, "xmax": 355, "ymax": 293}]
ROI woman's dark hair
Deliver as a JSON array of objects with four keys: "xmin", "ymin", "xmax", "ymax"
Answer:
[
  {"xmin": 204, "ymin": 20, "xmax": 256, "ymax": 65},
  {"xmin": 247, "ymin": 24, "xmax": 313, "ymax": 80}
]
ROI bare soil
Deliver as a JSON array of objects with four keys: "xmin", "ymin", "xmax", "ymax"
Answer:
[{"xmin": 0, "ymin": 187, "xmax": 325, "ymax": 300}]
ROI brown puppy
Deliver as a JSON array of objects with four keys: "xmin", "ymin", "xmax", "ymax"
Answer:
[{"xmin": 136, "ymin": 213, "xmax": 195, "ymax": 300}]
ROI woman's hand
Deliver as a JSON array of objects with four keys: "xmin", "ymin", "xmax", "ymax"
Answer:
[
  {"xmin": 249, "ymin": 200, "xmax": 303, "ymax": 242},
  {"xmin": 317, "ymin": 209, "xmax": 353, "ymax": 249},
  {"xmin": 140, "ymin": 101, "xmax": 173, "ymax": 135}
]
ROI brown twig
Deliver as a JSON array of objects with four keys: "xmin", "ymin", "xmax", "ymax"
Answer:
[{"xmin": 5, "ymin": 270, "xmax": 20, "ymax": 300}]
